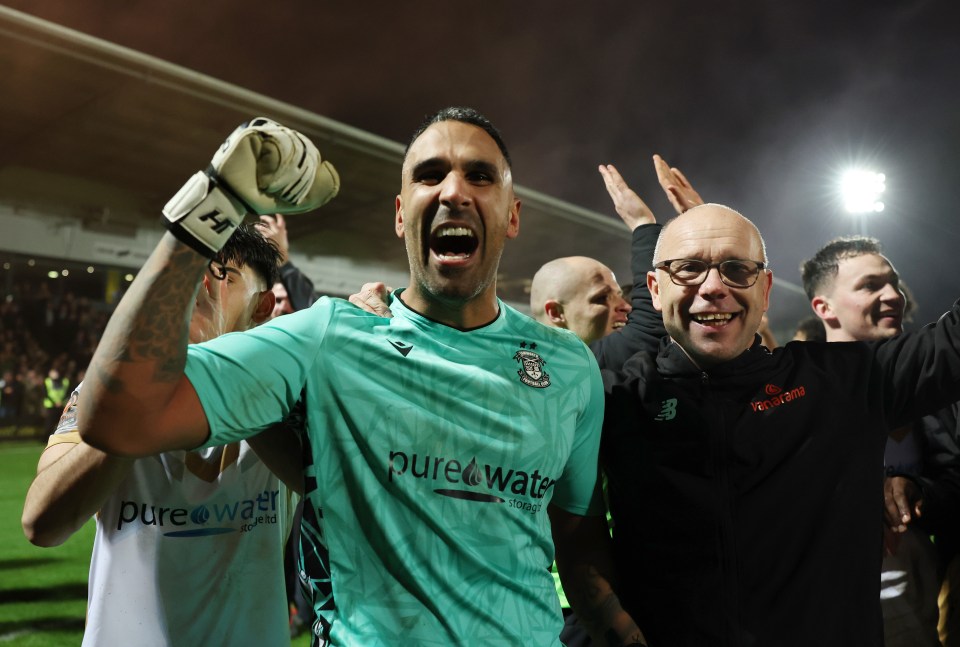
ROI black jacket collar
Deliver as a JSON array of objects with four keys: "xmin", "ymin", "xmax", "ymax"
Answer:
[{"xmin": 656, "ymin": 334, "xmax": 772, "ymax": 381}]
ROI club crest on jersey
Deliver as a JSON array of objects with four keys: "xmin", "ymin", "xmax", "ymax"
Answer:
[{"xmin": 514, "ymin": 343, "xmax": 550, "ymax": 388}]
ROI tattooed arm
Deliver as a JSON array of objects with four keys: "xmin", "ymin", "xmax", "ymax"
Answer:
[
  {"xmin": 77, "ymin": 234, "xmax": 210, "ymax": 456},
  {"xmin": 76, "ymin": 119, "xmax": 338, "ymax": 457},
  {"xmin": 550, "ymin": 506, "xmax": 648, "ymax": 646}
]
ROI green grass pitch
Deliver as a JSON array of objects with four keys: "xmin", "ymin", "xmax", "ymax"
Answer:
[
  {"xmin": 0, "ymin": 441, "xmax": 90, "ymax": 646},
  {"xmin": 0, "ymin": 441, "xmax": 311, "ymax": 646}
]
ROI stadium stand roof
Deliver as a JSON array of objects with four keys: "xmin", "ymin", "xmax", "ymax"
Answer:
[{"xmin": 0, "ymin": 6, "xmax": 631, "ymax": 306}]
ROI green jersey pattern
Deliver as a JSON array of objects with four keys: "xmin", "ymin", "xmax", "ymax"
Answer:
[{"xmin": 185, "ymin": 290, "xmax": 604, "ymax": 646}]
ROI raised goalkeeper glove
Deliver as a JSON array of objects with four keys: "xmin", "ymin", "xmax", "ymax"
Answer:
[{"xmin": 162, "ymin": 117, "xmax": 339, "ymax": 257}]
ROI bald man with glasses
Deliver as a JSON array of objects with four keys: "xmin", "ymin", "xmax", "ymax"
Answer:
[{"xmin": 592, "ymin": 202, "xmax": 960, "ymax": 647}]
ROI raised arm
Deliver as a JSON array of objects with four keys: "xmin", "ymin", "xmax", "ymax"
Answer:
[
  {"xmin": 79, "ymin": 236, "xmax": 209, "ymax": 456},
  {"xmin": 257, "ymin": 213, "xmax": 318, "ymax": 311},
  {"xmin": 591, "ymin": 163, "xmax": 665, "ymax": 369},
  {"xmin": 598, "ymin": 164, "xmax": 656, "ymax": 231},
  {"xmin": 654, "ymin": 154, "xmax": 704, "ymax": 214},
  {"xmin": 78, "ymin": 118, "xmax": 339, "ymax": 457}
]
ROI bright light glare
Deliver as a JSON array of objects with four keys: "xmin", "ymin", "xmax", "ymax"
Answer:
[{"xmin": 841, "ymin": 170, "xmax": 886, "ymax": 214}]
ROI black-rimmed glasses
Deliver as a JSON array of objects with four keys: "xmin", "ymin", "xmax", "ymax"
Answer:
[{"xmin": 654, "ymin": 258, "xmax": 766, "ymax": 288}]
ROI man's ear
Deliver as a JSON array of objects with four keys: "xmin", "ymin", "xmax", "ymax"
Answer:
[
  {"xmin": 395, "ymin": 196, "xmax": 404, "ymax": 239},
  {"xmin": 647, "ymin": 271, "xmax": 664, "ymax": 312},
  {"xmin": 252, "ymin": 289, "xmax": 276, "ymax": 324},
  {"xmin": 543, "ymin": 300, "xmax": 565, "ymax": 325},
  {"xmin": 811, "ymin": 295, "xmax": 834, "ymax": 323},
  {"xmin": 505, "ymin": 199, "xmax": 521, "ymax": 239},
  {"xmin": 760, "ymin": 270, "xmax": 773, "ymax": 312}
]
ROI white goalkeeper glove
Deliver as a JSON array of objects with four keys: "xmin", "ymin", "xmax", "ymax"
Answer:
[{"xmin": 162, "ymin": 117, "xmax": 340, "ymax": 257}]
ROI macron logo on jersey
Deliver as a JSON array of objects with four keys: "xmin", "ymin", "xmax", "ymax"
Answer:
[{"xmin": 388, "ymin": 339, "xmax": 413, "ymax": 357}]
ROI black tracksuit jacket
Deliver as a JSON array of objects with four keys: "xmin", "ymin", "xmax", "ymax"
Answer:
[{"xmin": 593, "ymin": 224, "xmax": 960, "ymax": 646}]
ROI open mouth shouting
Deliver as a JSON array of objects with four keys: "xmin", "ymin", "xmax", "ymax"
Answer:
[{"xmin": 430, "ymin": 224, "xmax": 479, "ymax": 265}]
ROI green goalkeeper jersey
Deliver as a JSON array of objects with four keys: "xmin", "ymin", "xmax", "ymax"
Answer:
[{"xmin": 185, "ymin": 290, "xmax": 604, "ymax": 646}]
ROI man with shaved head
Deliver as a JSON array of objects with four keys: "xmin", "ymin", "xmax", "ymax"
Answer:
[
  {"xmin": 597, "ymin": 201, "xmax": 960, "ymax": 647},
  {"xmin": 529, "ymin": 256, "xmax": 631, "ymax": 346},
  {"xmin": 526, "ymin": 255, "xmax": 631, "ymax": 646}
]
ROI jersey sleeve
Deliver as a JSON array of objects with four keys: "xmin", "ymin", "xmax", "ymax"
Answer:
[
  {"xmin": 184, "ymin": 298, "xmax": 334, "ymax": 447},
  {"xmin": 550, "ymin": 344, "xmax": 606, "ymax": 516}
]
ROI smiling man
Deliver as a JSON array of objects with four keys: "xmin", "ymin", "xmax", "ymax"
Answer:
[
  {"xmin": 74, "ymin": 110, "xmax": 630, "ymax": 646},
  {"xmin": 599, "ymin": 203, "xmax": 960, "ymax": 646},
  {"xmin": 804, "ymin": 237, "xmax": 905, "ymax": 342},
  {"xmin": 802, "ymin": 236, "xmax": 954, "ymax": 647},
  {"xmin": 648, "ymin": 205, "xmax": 771, "ymax": 366}
]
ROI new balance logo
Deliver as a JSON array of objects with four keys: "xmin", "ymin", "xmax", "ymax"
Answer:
[
  {"xmin": 655, "ymin": 398, "xmax": 678, "ymax": 421},
  {"xmin": 388, "ymin": 340, "xmax": 413, "ymax": 357}
]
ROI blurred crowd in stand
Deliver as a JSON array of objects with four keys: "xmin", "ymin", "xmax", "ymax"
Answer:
[{"xmin": 0, "ymin": 280, "xmax": 111, "ymax": 437}]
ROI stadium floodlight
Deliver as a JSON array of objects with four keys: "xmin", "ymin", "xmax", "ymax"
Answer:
[{"xmin": 841, "ymin": 169, "xmax": 886, "ymax": 214}]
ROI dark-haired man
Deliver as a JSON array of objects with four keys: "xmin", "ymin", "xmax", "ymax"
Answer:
[
  {"xmin": 22, "ymin": 225, "xmax": 299, "ymax": 645},
  {"xmin": 74, "ymin": 110, "xmax": 631, "ymax": 645},
  {"xmin": 802, "ymin": 236, "xmax": 960, "ymax": 647}
]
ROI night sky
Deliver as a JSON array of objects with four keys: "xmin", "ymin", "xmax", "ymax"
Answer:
[{"xmin": 5, "ymin": 0, "xmax": 960, "ymax": 331}]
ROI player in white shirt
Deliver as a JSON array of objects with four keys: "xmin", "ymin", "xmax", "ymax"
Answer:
[{"xmin": 22, "ymin": 224, "xmax": 299, "ymax": 646}]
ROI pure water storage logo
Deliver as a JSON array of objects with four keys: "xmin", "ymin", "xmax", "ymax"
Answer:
[{"xmin": 114, "ymin": 489, "xmax": 282, "ymax": 537}]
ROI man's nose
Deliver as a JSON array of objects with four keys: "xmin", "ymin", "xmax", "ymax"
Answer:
[
  {"xmin": 880, "ymin": 283, "xmax": 903, "ymax": 303},
  {"xmin": 699, "ymin": 266, "xmax": 728, "ymax": 296},
  {"xmin": 616, "ymin": 295, "xmax": 632, "ymax": 313},
  {"xmin": 439, "ymin": 173, "xmax": 471, "ymax": 208}
]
